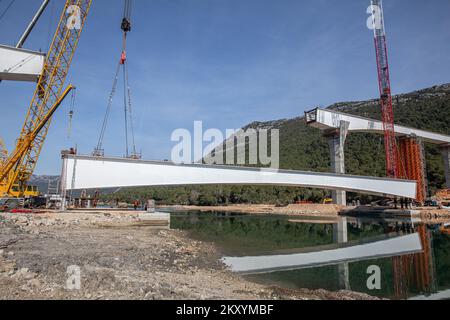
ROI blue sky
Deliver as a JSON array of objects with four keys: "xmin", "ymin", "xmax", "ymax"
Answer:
[{"xmin": 0, "ymin": 0, "xmax": 449, "ymax": 174}]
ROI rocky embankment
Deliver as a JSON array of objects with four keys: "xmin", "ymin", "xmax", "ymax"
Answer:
[{"xmin": 0, "ymin": 211, "xmax": 377, "ymax": 300}]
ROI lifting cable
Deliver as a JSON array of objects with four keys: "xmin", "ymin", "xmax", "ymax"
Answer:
[
  {"xmin": 94, "ymin": 0, "xmax": 139, "ymax": 159},
  {"xmin": 67, "ymin": 87, "xmax": 77, "ymax": 139},
  {"xmin": 95, "ymin": 62, "xmax": 122, "ymax": 156},
  {"xmin": 0, "ymin": 0, "xmax": 15, "ymax": 22},
  {"xmin": 124, "ymin": 60, "xmax": 137, "ymax": 157}
]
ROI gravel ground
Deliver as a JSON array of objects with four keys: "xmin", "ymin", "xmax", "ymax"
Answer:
[{"xmin": 0, "ymin": 211, "xmax": 378, "ymax": 300}]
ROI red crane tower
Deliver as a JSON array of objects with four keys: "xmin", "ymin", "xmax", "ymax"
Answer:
[
  {"xmin": 369, "ymin": 0, "xmax": 399, "ymax": 178},
  {"xmin": 369, "ymin": 0, "xmax": 427, "ymax": 203}
]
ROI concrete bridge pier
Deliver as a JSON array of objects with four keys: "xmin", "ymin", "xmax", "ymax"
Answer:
[
  {"xmin": 442, "ymin": 145, "xmax": 450, "ymax": 188},
  {"xmin": 325, "ymin": 121, "xmax": 350, "ymax": 206}
]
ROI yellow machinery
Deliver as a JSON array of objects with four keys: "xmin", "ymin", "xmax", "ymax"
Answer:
[
  {"xmin": 0, "ymin": 0, "xmax": 92, "ymax": 198},
  {"xmin": 1, "ymin": 139, "xmax": 39, "ymax": 197}
]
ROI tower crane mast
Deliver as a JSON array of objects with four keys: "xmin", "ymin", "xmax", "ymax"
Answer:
[
  {"xmin": 0, "ymin": 0, "xmax": 92, "ymax": 197},
  {"xmin": 370, "ymin": 0, "xmax": 399, "ymax": 178}
]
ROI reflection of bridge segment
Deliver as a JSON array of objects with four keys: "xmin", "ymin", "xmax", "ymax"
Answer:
[
  {"xmin": 60, "ymin": 154, "xmax": 417, "ymax": 199},
  {"xmin": 222, "ymin": 233, "xmax": 423, "ymax": 275},
  {"xmin": 305, "ymin": 108, "xmax": 450, "ymax": 204}
]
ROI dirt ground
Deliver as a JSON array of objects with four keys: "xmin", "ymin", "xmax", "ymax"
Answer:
[{"xmin": 0, "ymin": 211, "xmax": 378, "ymax": 300}]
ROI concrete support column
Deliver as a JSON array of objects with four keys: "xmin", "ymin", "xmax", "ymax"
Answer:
[
  {"xmin": 442, "ymin": 146, "xmax": 450, "ymax": 189},
  {"xmin": 326, "ymin": 121, "xmax": 350, "ymax": 206}
]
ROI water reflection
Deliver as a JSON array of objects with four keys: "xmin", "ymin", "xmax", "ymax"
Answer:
[
  {"xmin": 291, "ymin": 218, "xmax": 442, "ymax": 300},
  {"xmin": 170, "ymin": 211, "xmax": 450, "ymax": 300}
]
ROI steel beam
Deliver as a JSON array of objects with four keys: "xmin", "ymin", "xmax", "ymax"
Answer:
[{"xmin": 60, "ymin": 154, "xmax": 417, "ymax": 199}]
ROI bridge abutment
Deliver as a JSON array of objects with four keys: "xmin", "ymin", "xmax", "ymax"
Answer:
[
  {"xmin": 442, "ymin": 145, "xmax": 450, "ymax": 188},
  {"xmin": 325, "ymin": 121, "xmax": 350, "ymax": 206}
]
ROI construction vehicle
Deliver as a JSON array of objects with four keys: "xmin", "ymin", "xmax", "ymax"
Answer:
[{"xmin": 0, "ymin": 1, "xmax": 92, "ymax": 200}]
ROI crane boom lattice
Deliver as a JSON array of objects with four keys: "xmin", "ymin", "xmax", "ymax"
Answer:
[{"xmin": 0, "ymin": 0, "xmax": 92, "ymax": 197}]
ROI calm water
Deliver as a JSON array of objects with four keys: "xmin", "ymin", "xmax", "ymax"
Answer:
[{"xmin": 169, "ymin": 211, "xmax": 450, "ymax": 300}]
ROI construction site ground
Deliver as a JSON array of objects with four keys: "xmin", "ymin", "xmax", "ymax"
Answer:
[{"xmin": 0, "ymin": 210, "xmax": 378, "ymax": 300}]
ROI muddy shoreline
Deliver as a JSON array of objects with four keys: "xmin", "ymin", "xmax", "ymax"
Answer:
[{"xmin": 0, "ymin": 211, "xmax": 378, "ymax": 300}]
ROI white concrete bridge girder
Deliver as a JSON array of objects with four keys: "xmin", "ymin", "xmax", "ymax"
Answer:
[{"xmin": 60, "ymin": 155, "xmax": 417, "ymax": 199}]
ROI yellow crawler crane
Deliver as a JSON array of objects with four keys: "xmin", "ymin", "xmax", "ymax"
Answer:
[{"xmin": 0, "ymin": 0, "xmax": 92, "ymax": 198}]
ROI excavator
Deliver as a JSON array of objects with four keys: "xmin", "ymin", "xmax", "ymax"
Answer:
[{"xmin": 0, "ymin": 0, "xmax": 92, "ymax": 200}]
